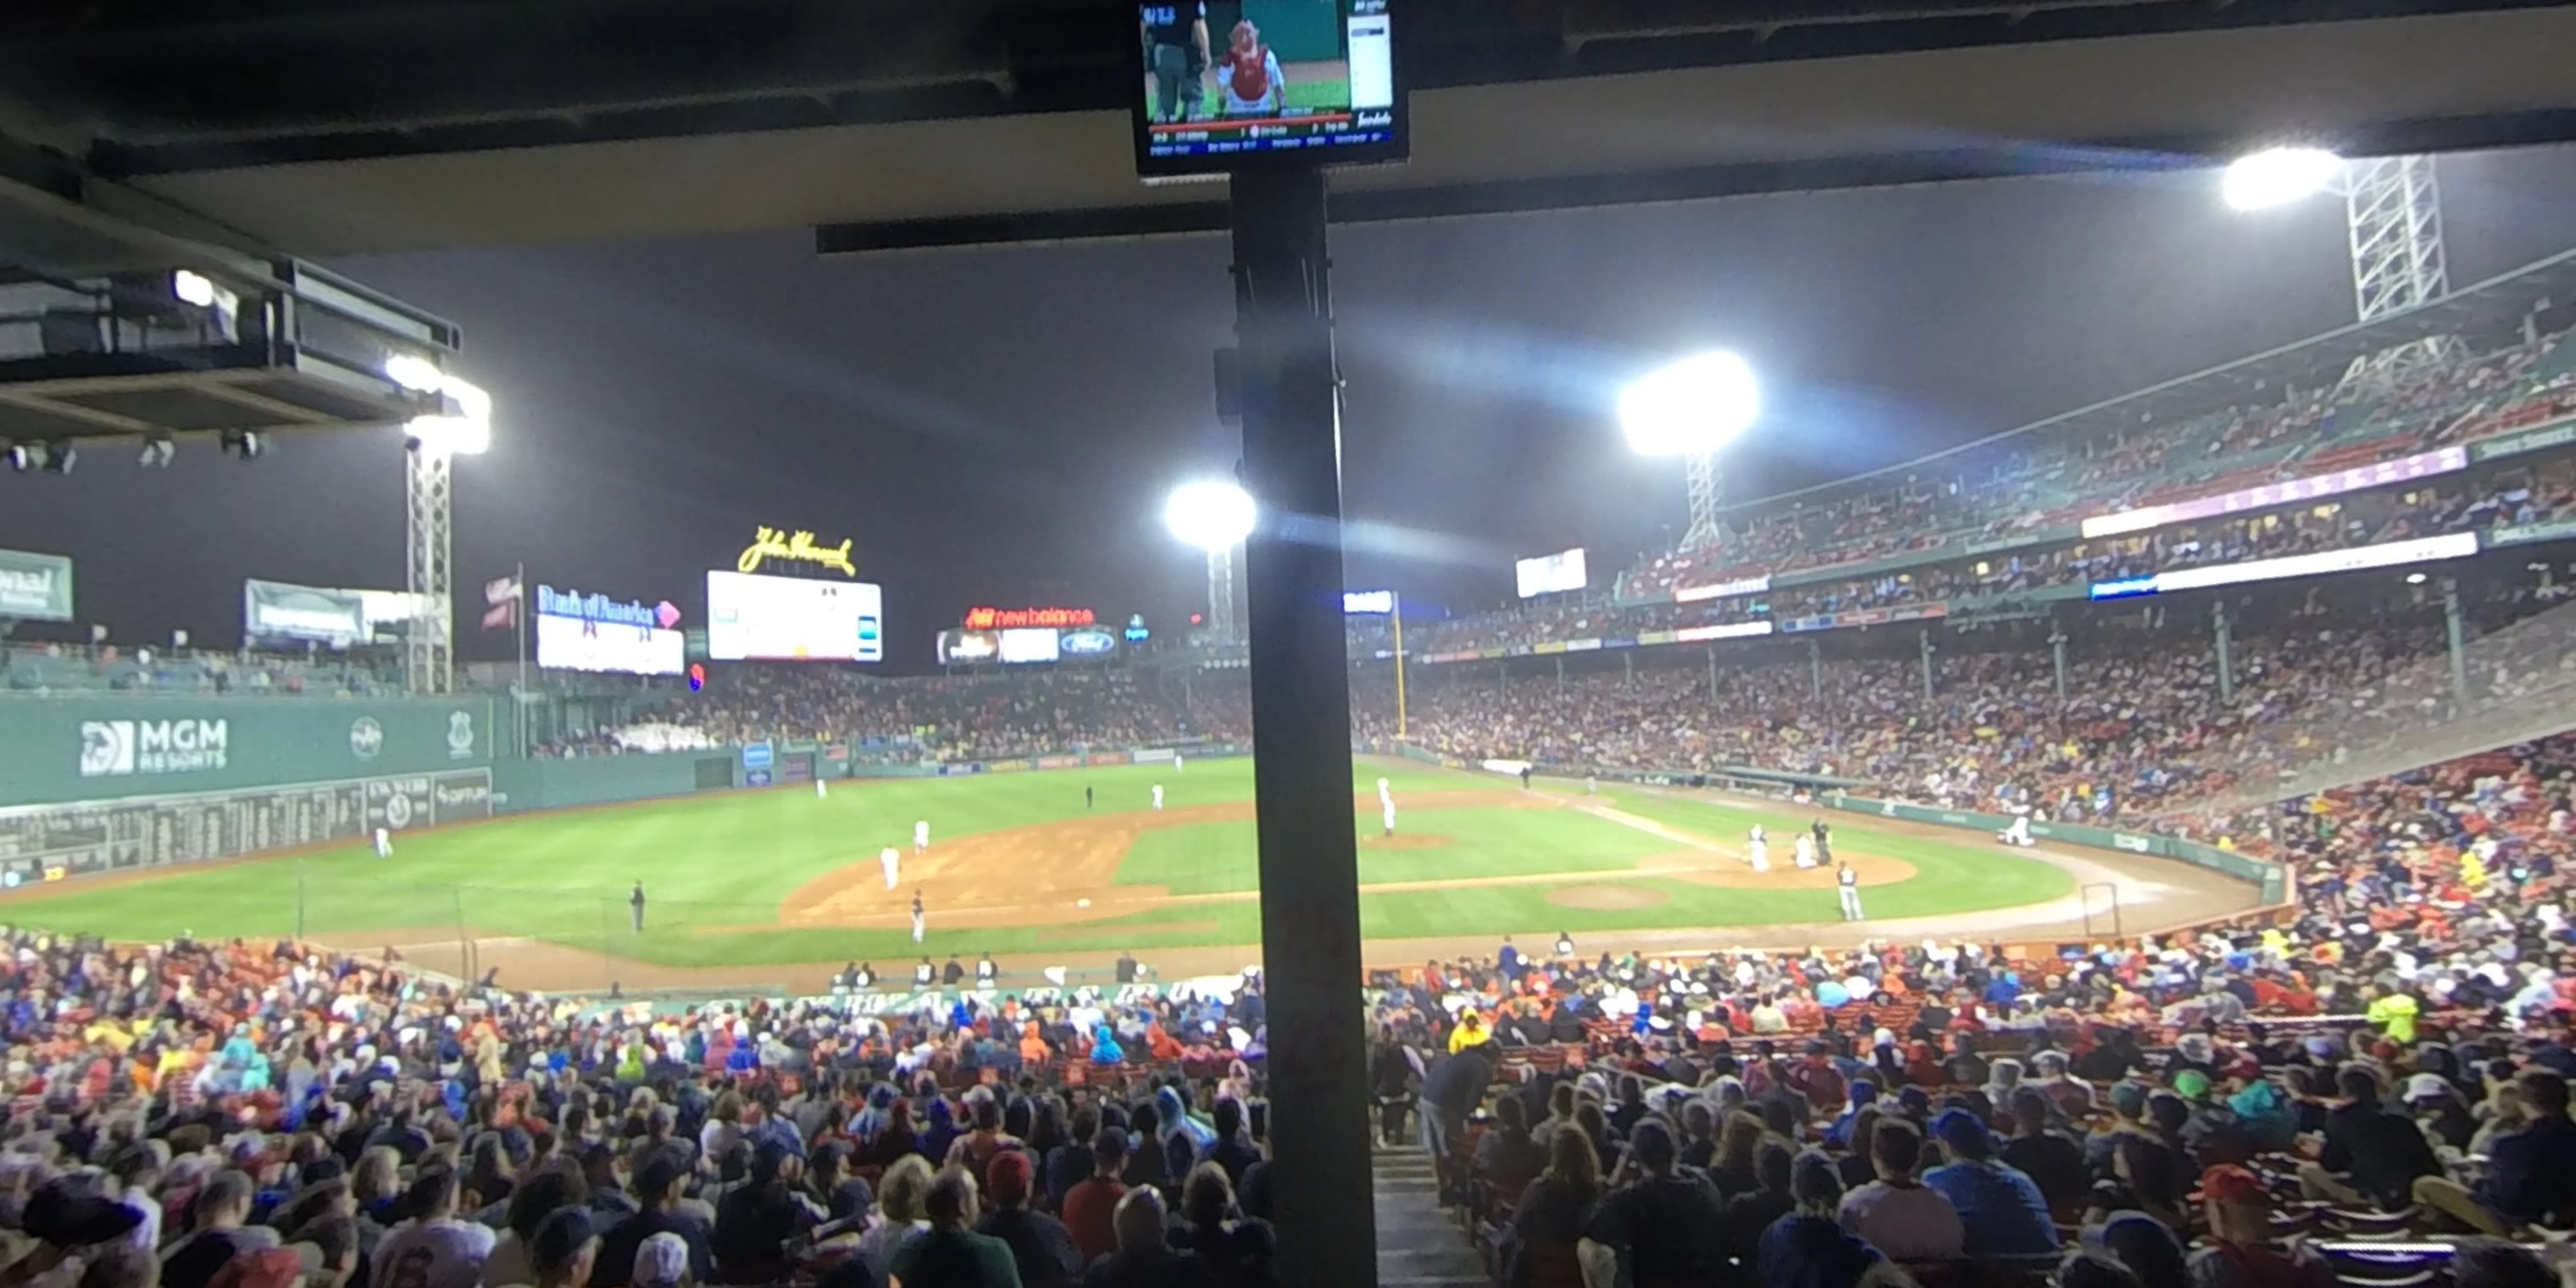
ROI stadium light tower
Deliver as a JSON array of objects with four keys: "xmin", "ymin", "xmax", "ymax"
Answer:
[
  {"xmin": 1164, "ymin": 479, "xmax": 1257, "ymax": 643},
  {"xmin": 389, "ymin": 358, "xmax": 496, "ymax": 696},
  {"xmin": 1618, "ymin": 350, "xmax": 1760, "ymax": 551},
  {"xmin": 2222, "ymin": 146, "xmax": 2458, "ymax": 382}
]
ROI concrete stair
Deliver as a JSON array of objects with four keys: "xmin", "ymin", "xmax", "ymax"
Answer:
[{"xmin": 1371, "ymin": 1134, "xmax": 1491, "ymax": 1288}]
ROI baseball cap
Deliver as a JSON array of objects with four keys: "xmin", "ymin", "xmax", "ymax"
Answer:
[
  {"xmin": 2403, "ymin": 1073, "xmax": 2453, "ymax": 1102},
  {"xmin": 530, "ymin": 1208, "xmax": 597, "ymax": 1280},
  {"xmin": 2200, "ymin": 1164, "xmax": 2267, "ymax": 1207},
  {"xmin": 22, "ymin": 1180, "xmax": 143, "ymax": 1247},
  {"xmin": 986, "ymin": 1150, "xmax": 1034, "ymax": 1206},
  {"xmin": 2108, "ymin": 1081, "xmax": 2149, "ymax": 1119},
  {"xmin": 1092, "ymin": 1126, "xmax": 1130, "ymax": 1163},
  {"xmin": 634, "ymin": 1154, "xmax": 683, "ymax": 1201},
  {"xmin": 633, "ymin": 1233, "xmax": 688, "ymax": 1288},
  {"xmin": 1929, "ymin": 1108, "xmax": 1987, "ymax": 1151}
]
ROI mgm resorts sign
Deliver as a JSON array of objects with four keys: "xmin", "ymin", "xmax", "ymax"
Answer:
[{"xmin": 80, "ymin": 718, "xmax": 228, "ymax": 778}]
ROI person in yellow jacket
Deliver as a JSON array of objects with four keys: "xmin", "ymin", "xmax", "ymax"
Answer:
[
  {"xmin": 1447, "ymin": 1009, "xmax": 1489, "ymax": 1054},
  {"xmin": 2366, "ymin": 985, "xmax": 2420, "ymax": 1045}
]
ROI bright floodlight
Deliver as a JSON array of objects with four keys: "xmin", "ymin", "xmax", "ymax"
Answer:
[
  {"xmin": 1164, "ymin": 480, "xmax": 1256, "ymax": 551},
  {"xmin": 1618, "ymin": 350, "xmax": 1759, "ymax": 457},
  {"xmin": 383, "ymin": 353, "xmax": 444, "ymax": 392},
  {"xmin": 2222, "ymin": 147, "xmax": 2344, "ymax": 211}
]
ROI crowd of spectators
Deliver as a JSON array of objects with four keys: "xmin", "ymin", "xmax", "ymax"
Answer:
[
  {"xmin": 1616, "ymin": 325, "xmax": 2568, "ymax": 602},
  {"xmin": 640, "ymin": 669, "xmax": 1244, "ymax": 763},
  {"xmin": 1396, "ymin": 456, "xmax": 2576, "ymax": 661},
  {"xmin": 2, "ymin": 645, "xmax": 401, "ymax": 697}
]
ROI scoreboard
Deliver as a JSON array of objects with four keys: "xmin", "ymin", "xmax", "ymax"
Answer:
[{"xmin": 0, "ymin": 769, "xmax": 494, "ymax": 886}]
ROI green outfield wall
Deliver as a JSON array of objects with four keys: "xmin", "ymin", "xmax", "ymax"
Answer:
[{"xmin": 0, "ymin": 696, "xmax": 495, "ymax": 809}]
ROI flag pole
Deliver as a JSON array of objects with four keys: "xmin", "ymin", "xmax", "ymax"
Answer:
[{"xmin": 514, "ymin": 561, "xmax": 529, "ymax": 757}]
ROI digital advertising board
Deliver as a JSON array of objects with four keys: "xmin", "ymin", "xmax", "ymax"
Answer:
[
  {"xmin": 706, "ymin": 570, "xmax": 883, "ymax": 663},
  {"xmin": 937, "ymin": 629, "xmax": 1001, "ymax": 665},
  {"xmin": 999, "ymin": 627, "xmax": 1063, "ymax": 665},
  {"xmin": 1515, "ymin": 547, "xmax": 1589, "ymax": 599},
  {"xmin": 244, "ymin": 580, "xmax": 369, "ymax": 648},
  {"xmin": 534, "ymin": 585, "xmax": 685, "ymax": 675}
]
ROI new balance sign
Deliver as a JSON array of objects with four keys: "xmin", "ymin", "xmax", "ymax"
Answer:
[{"xmin": 77, "ymin": 719, "xmax": 229, "ymax": 777}]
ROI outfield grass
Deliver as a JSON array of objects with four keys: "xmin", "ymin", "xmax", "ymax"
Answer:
[{"xmin": 0, "ymin": 761, "xmax": 2074, "ymax": 966}]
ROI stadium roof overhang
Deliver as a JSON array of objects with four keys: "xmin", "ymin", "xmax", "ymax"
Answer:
[{"xmin": 0, "ymin": 1, "xmax": 2573, "ymax": 257}]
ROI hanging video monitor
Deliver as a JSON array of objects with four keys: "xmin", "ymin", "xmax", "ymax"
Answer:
[{"xmin": 1133, "ymin": 0, "xmax": 1403, "ymax": 178}]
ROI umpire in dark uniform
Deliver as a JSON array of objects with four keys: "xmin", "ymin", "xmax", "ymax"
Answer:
[{"xmin": 1141, "ymin": 3, "xmax": 1209, "ymax": 124}]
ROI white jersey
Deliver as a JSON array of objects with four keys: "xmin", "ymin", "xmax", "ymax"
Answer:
[
  {"xmin": 1152, "ymin": 785, "xmax": 1165, "ymax": 810},
  {"xmin": 1382, "ymin": 801, "xmax": 1397, "ymax": 832},
  {"xmin": 1747, "ymin": 837, "xmax": 1768, "ymax": 872},
  {"xmin": 374, "ymin": 827, "xmax": 391, "ymax": 858},
  {"xmin": 816, "ymin": 779, "xmax": 828, "ymax": 799},
  {"xmin": 1174, "ymin": 753, "xmax": 1185, "ymax": 772},
  {"xmin": 910, "ymin": 904, "xmax": 925, "ymax": 942},
  {"xmin": 914, "ymin": 819, "xmax": 930, "ymax": 849},
  {"xmin": 880, "ymin": 847, "xmax": 901, "ymax": 890},
  {"xmin": 1794, "ymin": 834, "xmax": 1818, "ymax": 868}
]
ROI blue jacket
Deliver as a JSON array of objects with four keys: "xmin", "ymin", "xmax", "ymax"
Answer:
[{"xmin": 1924, "ymin": 1159, "xmax": 2058, "ymax": 1256}]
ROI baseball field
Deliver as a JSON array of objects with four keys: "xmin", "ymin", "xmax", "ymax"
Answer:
[{"xmin": 0, "ymin": 758, "xmax": 2257, "ymax": 991}]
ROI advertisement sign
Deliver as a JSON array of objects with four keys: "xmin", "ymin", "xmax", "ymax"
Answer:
[
  {"xmin": 534, "ymin": 584, "xmax": 685, "ymax": 675},
  {"xmin": 1673, "ymin": 620, "xmax": 1774, "ymax": 642},
  {"xmin": 937, "ymin": 629, "xmax": 1001, "ymax": 665},
  {"xmin": 999, "ymin": 628, "xmax": 1062, "ymax": 664},
  {"xmin": 244, "ymin": 580, "xmax": 369, "ymax": 647},
  {"xmin": 964, "ymin": 607, "xmax": 1094, "ymax": 630},
  {"xmin": 2089, "ymin": 531, "xmax": 2479, "ymax": 600},
  {"xmin": 1673, "ymin": 574, "xmax": 1770, "ymax": 603},
  {"xmin": 0, "ymin": 548, "xmax": 73, "ymax": 622},
  {"xmin": 736, "ymin": 526, "xmax": 858, "ymax": 576},
  {"xmin": 1059, "ymin": 626, "xmax": 1118, "ymax": 658},
  {"xmin": 2080, "ymin": 445, "xmax": 2468, "ymax": 539},
  {"xmin": 706, "ymin": 571, "xmax": 884, "ymax": 663},
  {"xmin": 1514, "ymin": 547, "xmax": 1589, "ymax": 599},
  {"xmin": 536, "ymin": 615, "xmax": 686, "ymax": 675},
  {"xmin": 1342, "ymin": 590, "xmax": 1395, "ymax": 614}
]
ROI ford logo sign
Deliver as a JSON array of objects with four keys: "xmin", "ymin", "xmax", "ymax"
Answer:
[{"xmin": 1061, "ymin": 629, "xmax": 1116, "ymax": 656}]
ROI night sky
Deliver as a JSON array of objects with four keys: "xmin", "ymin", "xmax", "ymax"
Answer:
[{"xmin": 5, "ymin": 144, "xmax": 2575, "ymax": 669}]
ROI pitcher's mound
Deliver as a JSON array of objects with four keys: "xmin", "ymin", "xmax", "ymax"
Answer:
[
  {"xmin": 1547, "ymin": 884, "xmax": 1668, "ymax": 911},
  {"xmin": 1363, "ymin": 834, "xmax": 1452, "ymax": 850}
]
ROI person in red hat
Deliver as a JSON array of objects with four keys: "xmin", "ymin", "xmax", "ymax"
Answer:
[
  {"xmin": 972, "ymin": 1149, "xmax": 1079, "ymax": 1285},
  {"xmin": 2190, "ymin": 1164, "xmax": 2333, "ymax": 1288}
]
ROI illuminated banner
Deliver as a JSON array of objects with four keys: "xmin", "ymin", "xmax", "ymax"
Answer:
[
  {"xmin": 1516, "ymin": 547, "xmax": 1589, "ymax": 598},
  {"xmin": 2090, "ymin": 531, "xmax": 2479, "ymax": 600},
  {"xmin": 2080, "ymin": 445, "xmax": 2468, "ymax": 539},
  {"xmin": 1674, "ymin": 574, "xmax": 1771, "ymax": 603},
  {"xmin": 999, "ymin": 628, "xmax": 1061, "ymax": 664},
  {"xmin": 244, "ymin": 580, "xmax": 368, "ymax": 647},
  {"xmin": 536, "ymin": 585, "xmax": 665, "ymax": 629},
  {"xmin": 937, "ymin": 629, "xmax": 1000, "ymax": 665},
  {"xmin": 1673, "ymin": 620, "xmax": 1775, "ymax": 643},
  {"xmin": 736, "ymin": 526, "xmax": 858, "ymax": 576},
  {"xmin": 964, "ymin": 606, "xmax": 1094, "ymax": 630},
  {"xmin": 707, "ymin": 571, "xmax": 884, "ymax": 663},
  {"xmin": 1060, "ymin": 626, "xmax": 1118, "ymax": 658},
  {"xmin": 536, "ymin": 615, "xmax": 685, "ymax": 675},
  {"xmin": 1342, "ymin": 590, "xmax": 1395, "ymax": 614},
  {"xmin": 0, "ymin": 549, "xmax": 73, "ymax": 622}
]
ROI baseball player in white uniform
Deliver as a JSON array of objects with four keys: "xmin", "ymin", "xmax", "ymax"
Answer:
[
  {"xmin": 1152, "ymin": 784, "xmax": 1165, "ymax": 811},
  {"xmin": 1838, "ymin": 862, "xmax": 1865, "ymax": 921},
  {"xmin": 1174, "ymin": 752, "xmax": 1185, "ymax": 774},
  {"xmin": 910, "ymin": 892, "xmax": 925, "ymax": 944},
  {"xmin": 1999, "ymin": 805, "xmax": 2035, "ymax": 847},
  {"xmin": 1746, "ymin": 825, "xmax": 1768, "ymax": 873},
  {"xmin": 914, "ymin": 819, "xmax": 930, "ymax": 853},
  {"xmin": 374, "ymin": 827, "xmax": 392, "ymax": 859},
  {"xmin": 1377, "ymin": 777, "xmax": 1396, "ymax": 836},
  {"xmin": 1794, "ymin": 831, "xmax": 1818, "ymax": 869},
  {"xmin": 815, "ymin": 778, "xmax": 828, "ymax": 800},
  {"xmin": 880, "ymin": 846, "xmax": 901, "ymax": 891}
]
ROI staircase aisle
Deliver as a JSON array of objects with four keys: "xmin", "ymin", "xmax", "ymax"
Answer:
[{"xmin": 1370, "ymin": 1134, "xmax": 1491, "ymax": 1288}]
